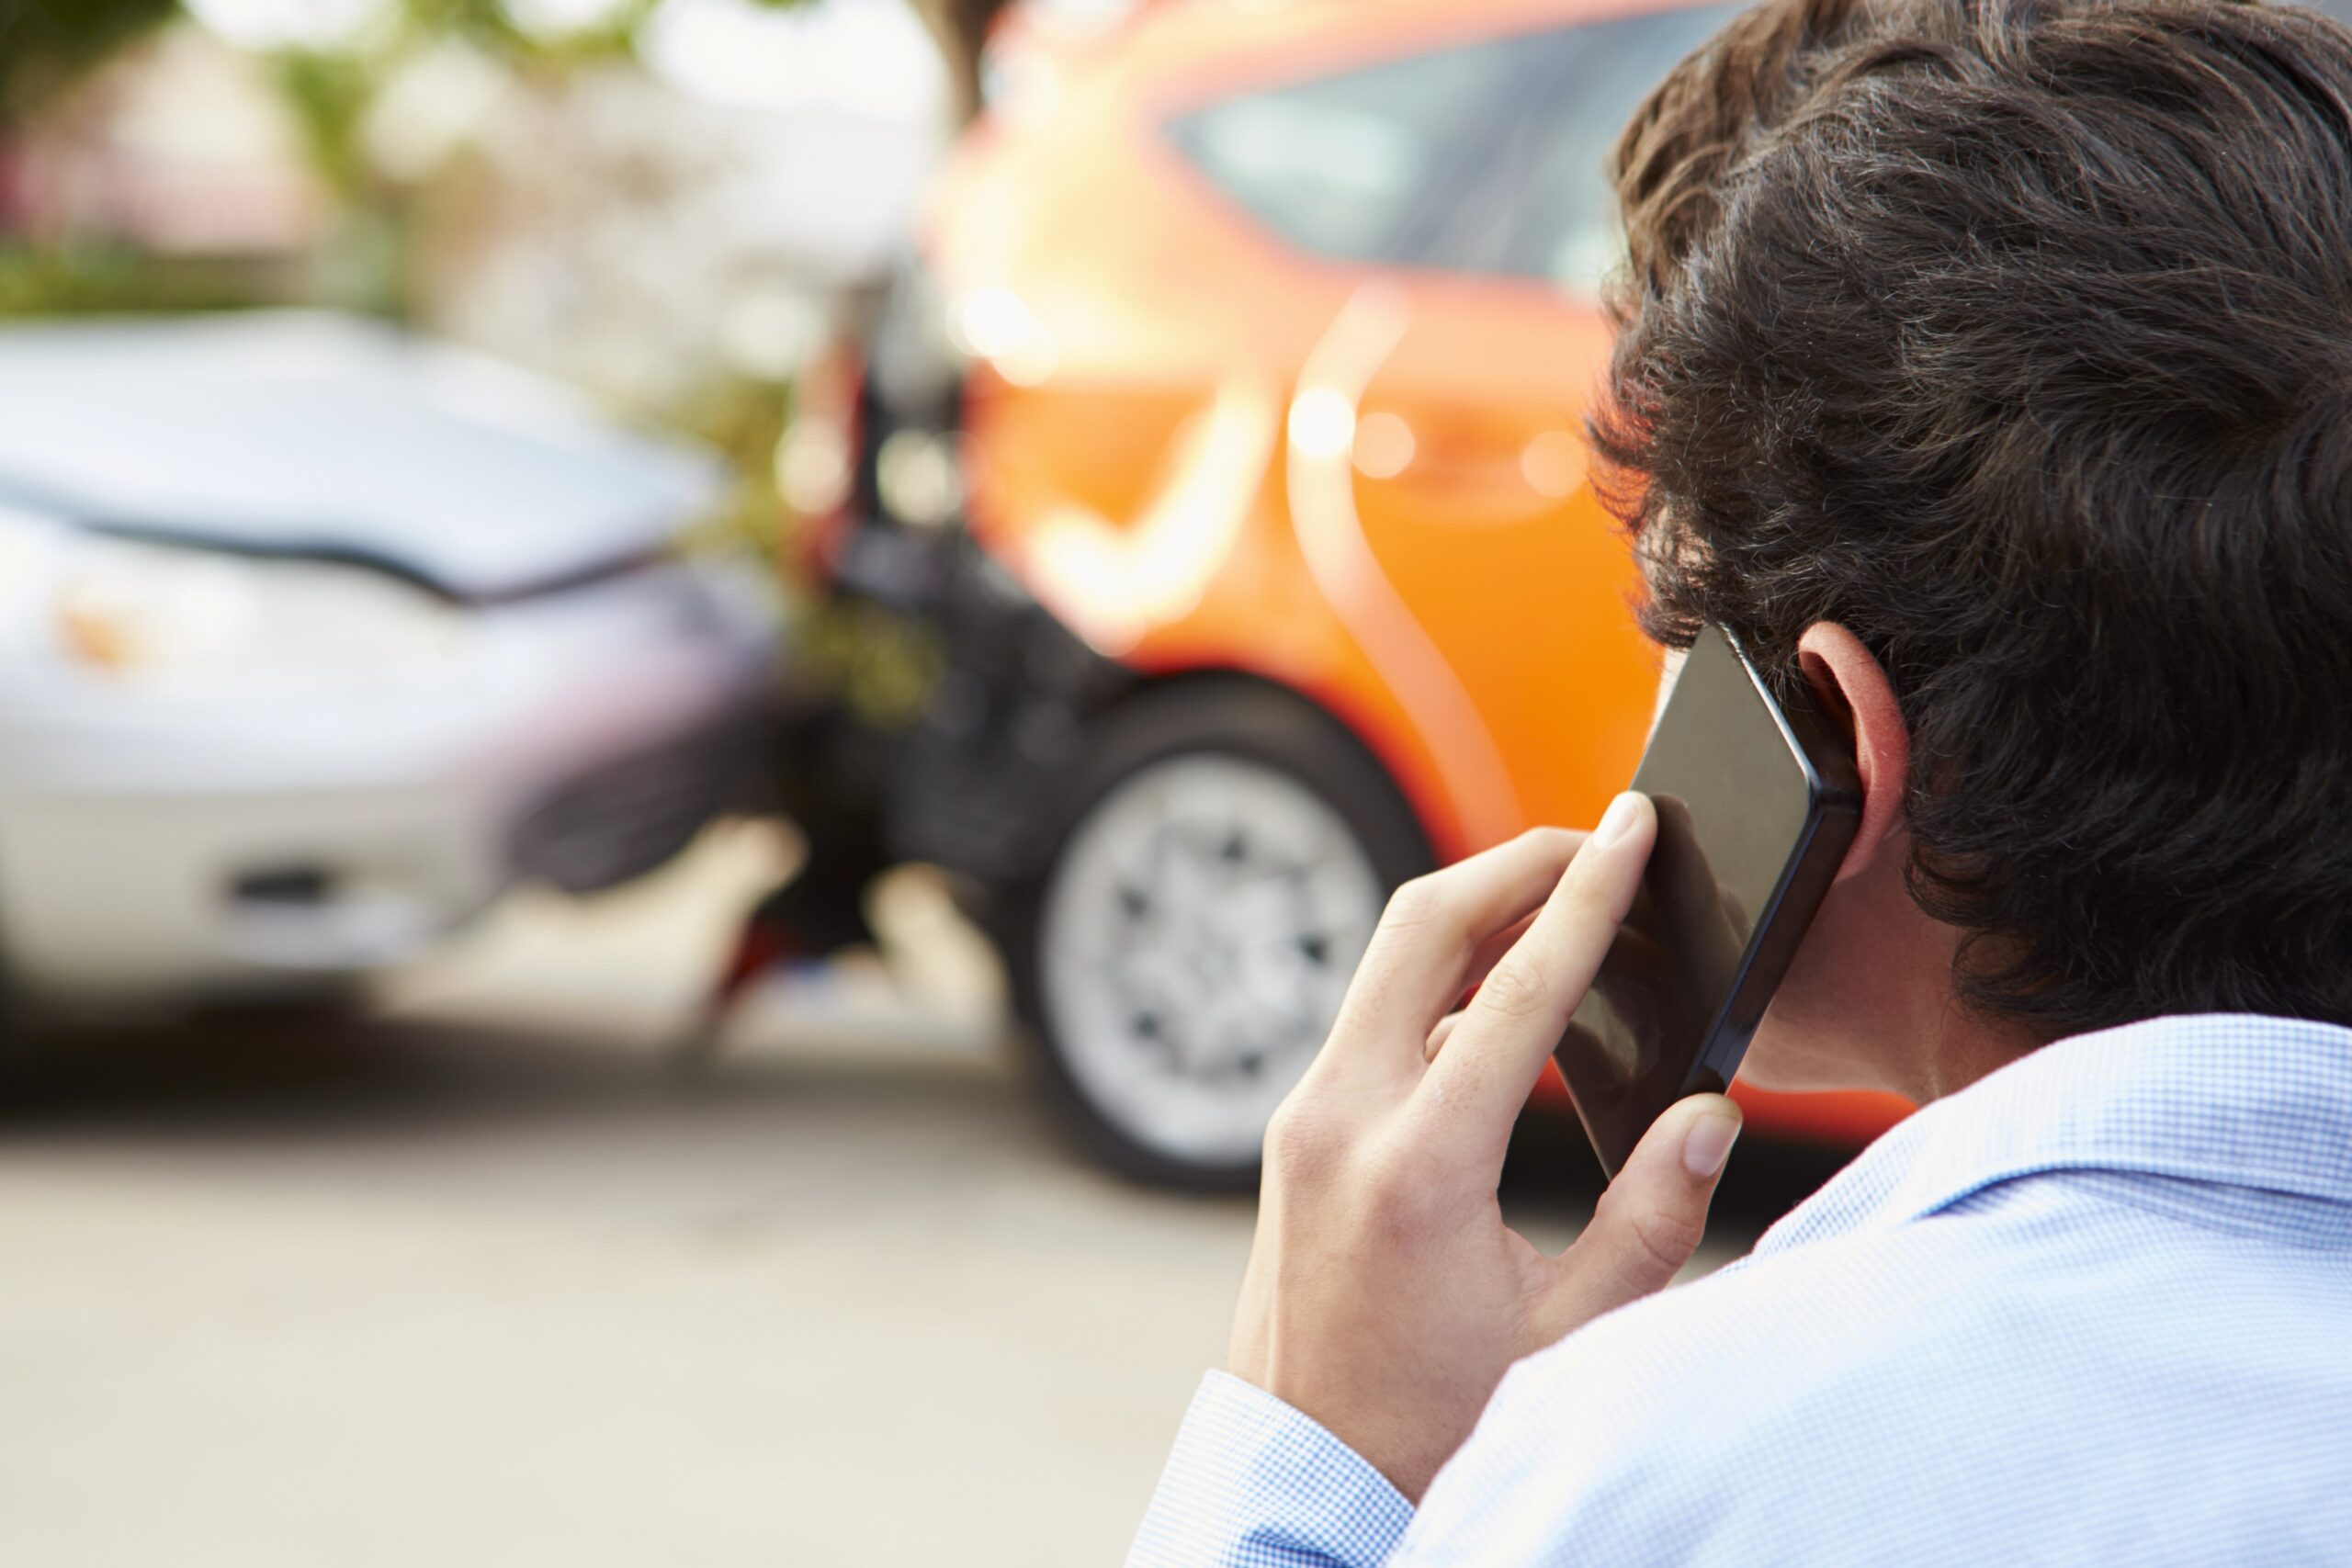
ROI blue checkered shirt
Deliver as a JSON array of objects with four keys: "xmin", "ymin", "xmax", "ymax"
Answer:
[{"xmin": 1129, "ymin": 1013, "xmax": 2352, "ymax": 1565}]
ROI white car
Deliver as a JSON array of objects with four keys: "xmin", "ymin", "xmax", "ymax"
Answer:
[{"xmin": 0, "ymin": 312, "xmax": 780, "ymax": 1019}]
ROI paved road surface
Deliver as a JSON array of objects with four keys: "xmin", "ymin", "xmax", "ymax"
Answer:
[{"xmin": 0, "ymin": 824, "xmax": 1842, "ymax": 1567}]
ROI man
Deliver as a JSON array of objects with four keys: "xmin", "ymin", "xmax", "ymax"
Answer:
[{"xmin": 1129, "ymin": 0, "xmax": 2352, "ymax": 1561}]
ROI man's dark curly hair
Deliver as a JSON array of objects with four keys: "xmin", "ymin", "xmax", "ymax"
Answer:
[{"xmin": 1591, "ymin": 0, "xmax": 2352, "ymax": 1039}]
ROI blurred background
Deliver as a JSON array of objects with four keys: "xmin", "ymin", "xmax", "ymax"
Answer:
[{"xmin": 0, "ymin": 0, "xmax": 1885, "ymax": 1561}]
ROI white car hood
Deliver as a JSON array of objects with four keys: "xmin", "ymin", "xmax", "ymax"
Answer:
[{"xmin": 0, "ymin": 311, "xmax": 725, "ymax": 601}]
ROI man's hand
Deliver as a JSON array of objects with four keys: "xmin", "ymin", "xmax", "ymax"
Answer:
[{"xmin": 1227, "ymin": 794, "xmax": 1744, "ymax": 1501}]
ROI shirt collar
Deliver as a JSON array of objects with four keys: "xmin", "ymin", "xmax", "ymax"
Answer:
[{"xmin": 1755, "ymin": 1012, "xmax": 2352, "ymax": 1257}]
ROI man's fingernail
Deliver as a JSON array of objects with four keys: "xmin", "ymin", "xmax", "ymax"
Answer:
[
  {"xmin": 1591, "ymin": 792, "xmax": 1643, "ymax": 848},
  {"xmin": 1682, "ymin": 1111, "xmax": 1742, "ymax": 1179}
]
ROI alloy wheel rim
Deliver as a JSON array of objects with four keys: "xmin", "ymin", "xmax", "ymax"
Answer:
[{"xmin": 1038, "ymin": 751, "xmax": 1386, "ymax": 1167}]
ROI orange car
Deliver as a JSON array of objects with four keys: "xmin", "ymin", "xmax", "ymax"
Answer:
[{"xmin": 780, "ymin": 0, "xmax": 1909, "ymax": 1185}]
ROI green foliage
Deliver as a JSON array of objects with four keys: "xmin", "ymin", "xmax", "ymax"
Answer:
[
  {"xmin": 268, "ymin": 49, "xmax": 378, "ymax": 201},
  {"xmin": 396, "ymin": 0, "xmax": 641, "ymax": 64},
  {"xmin": 204, "ymin": 0, "xmax": 820, "ymax": 200},
  {"xmin": 797, "ymin": 596, "xmax": 944, "ymax": 730},
  {"xmin": 0, "ymin": 243, "xmax": 281, "ymax": 319},
  {"xmin": 667, "ymin": 372, "xmax": 795, "ymax": 559},
  {"xmin": 0, "ymin": 0, "xmax": 179, "ymax": 124},
  {"xmin": 375, "ymin": 0, "xmax": 814, "ymax": 67}
]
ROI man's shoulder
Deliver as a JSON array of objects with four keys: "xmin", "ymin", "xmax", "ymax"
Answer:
[{"xmin": 1407, "ymin": 1173, "xmax": 2352, "ymax": 1564}]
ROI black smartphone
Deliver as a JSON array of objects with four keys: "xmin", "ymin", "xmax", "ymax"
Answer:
[{"xmin": 1555, "ymin": 625, "xmax": 1861, "ymax": 1179}]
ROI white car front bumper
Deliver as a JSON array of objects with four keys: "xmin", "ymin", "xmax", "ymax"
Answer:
[{"xmin": 0, "ymin": 551, "xmax": 780, "ymax": 1012}]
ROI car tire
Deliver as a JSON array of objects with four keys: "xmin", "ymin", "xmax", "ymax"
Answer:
[{"xmin": 1002, "ymin": 681, "xmax": 1433, "ymax": 1190}]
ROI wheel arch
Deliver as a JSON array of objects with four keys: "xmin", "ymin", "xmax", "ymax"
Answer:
[{"xmin": 1102, "ymin": 663, "xmax": 1445, "ymax": 875}]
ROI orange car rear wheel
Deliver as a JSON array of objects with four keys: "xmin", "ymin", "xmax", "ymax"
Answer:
[{"xmin": 1001, "ymin": 678, "xmax": 1432, "ymax": 1190}]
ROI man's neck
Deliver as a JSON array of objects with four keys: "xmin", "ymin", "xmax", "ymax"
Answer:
[{"xmin": 1917, "ymin": 996, "xmax": 2041, "ymax": 1102}]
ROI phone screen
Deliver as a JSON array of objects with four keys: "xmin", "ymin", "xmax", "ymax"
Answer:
[{"xmin": 1554, "ymin": 626, "xmax": 1857, "ymax": 1176}]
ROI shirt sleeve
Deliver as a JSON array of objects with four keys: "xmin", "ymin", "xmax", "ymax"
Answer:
[{"xmin": 1126, "ymin": 1370, "xmax": 1416, "ymax": 1568}]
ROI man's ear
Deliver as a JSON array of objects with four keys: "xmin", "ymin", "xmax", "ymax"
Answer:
[{"xmin": 1796, "ymin": 623, "xmax": 1908, "ymax": 884}]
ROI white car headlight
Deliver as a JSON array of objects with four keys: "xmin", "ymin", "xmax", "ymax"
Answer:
[{"xmin": 53, "ymin": 535, "xmax": 466, "ymax": 687}]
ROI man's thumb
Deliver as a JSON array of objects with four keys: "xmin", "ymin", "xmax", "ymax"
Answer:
[{"xmin": 1540, "ymin": 1094, "xmax": 1741, "ymax": 1339}]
